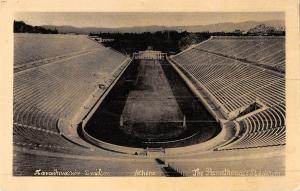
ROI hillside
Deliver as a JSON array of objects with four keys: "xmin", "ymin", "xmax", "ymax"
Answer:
[
  {"xmin": 14, "ymin": 21, "xmax": 58, "ymax": 34},
  {"xmin": 42, "ymin": 20, "xmax": 284, "ymax": 34}
]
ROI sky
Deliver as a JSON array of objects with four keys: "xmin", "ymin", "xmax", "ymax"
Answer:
[{"xmin": 15, "ymin": 12, "xmax": 284, "ymax": 28}]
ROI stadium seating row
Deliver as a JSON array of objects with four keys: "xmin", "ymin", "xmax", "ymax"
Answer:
[
  {"xmin": 13, "ymin": 34, "xmax": 129, "ymax": 158},
  {"xmin": 14, "ymin": 34, "xmax": 103, "ymax": 66},
  {"xmin": 14, "ymin": 48, "xmax": 127, "ymax": 130},
  {"xmin": 13, "ymin": 123, "xmax": 90, "ymax": 155},
  {"xmin": 192, "ymin": 36, "xmax": 285, "ymax": 71},
  {"xmin": 172, "ymin": 36, "xmax": 285, "ymax": 150},
  {"xmin": 226, "ymin": 102, "xmax": 285, "ymax": 149},
  {"xmin": 173, "ymin": 49, "xmax": 285, "ymax": 112}
]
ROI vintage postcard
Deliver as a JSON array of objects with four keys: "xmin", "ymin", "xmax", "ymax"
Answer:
[{"xmin": 0, "ymin": 0, "xmax": 299, "ymax": 190}]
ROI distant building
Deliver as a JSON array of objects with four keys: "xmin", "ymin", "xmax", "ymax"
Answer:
[
  {"xmin": 133, "ymin": 50, "xmax": 166, "ymax": 60},
  {"xmin": 247, "ymin": 24, "xmax": 285, "ymax": 36}
]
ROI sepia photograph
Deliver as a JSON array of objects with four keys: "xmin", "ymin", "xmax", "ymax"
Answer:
[
  {"xmin": 0, "ymin": 0, "xmax": 300, "ymax": 190},
  {"xmin": 12, "ymin": 11, "xmax": 286, "ymax": 176}
]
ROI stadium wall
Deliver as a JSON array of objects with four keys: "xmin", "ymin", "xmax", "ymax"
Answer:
[{"xmin": 82, "ymin": 127, "xmax": 145, "ymax": 154}]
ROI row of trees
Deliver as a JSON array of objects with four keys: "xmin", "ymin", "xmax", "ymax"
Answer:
[
  {"xmin": 90, "ymin": 25, "xmax": 285, "ymax": 55},
  {"xmin": 90, "ymin": 31, "xmax": 211, "ymax": 55}
]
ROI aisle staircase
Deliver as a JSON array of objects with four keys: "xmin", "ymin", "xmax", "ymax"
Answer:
[{"xmin": 155, "ymin": 158, "xmax": 184, "ymax": 177}]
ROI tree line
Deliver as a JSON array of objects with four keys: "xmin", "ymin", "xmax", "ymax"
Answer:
[
  {"xmin": 90, "ymin": 31, "xmax": 211, "ymax": 55},
  {"xmin": 14, "ymin": 21, "xmax": 58, "ymax": 34}
]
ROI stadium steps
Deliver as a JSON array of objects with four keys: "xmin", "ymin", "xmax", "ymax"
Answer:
[
  {"xmin": 192, "ymin": 36, "xmax": 285, "ymax": 73},
  {"xmin": 161, "ymin": 166, "xmax": 184, "ymax": 177},
  {"xmin": 155, "ymin": 158, "xmax": 184, "ymax": 177},
  {"xmin": 217, "ymin": 103, "xmax": 285, "ymax": 150}
]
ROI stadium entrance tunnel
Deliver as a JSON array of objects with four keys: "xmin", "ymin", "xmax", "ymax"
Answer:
[{"xmin": 81, "ymin": 58, "xmax": 221, "ymax": 151}]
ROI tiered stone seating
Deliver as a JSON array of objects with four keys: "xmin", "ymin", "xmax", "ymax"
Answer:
[
  {"xmin": 13, "ymin": 34, "xmax": 128, "ymax": 163},
  {"xmin": 172, "ymin": 36, "xmax": 285, "ymax": 150},
  {"xmin": 14, "ymin": 33, "xmax": 102, "ymax": 66},
  {"xmin": 221, "ymin": 103, "xmax": 285, "ymax": 149},
  {"xmin": 193, "ymin": 36, "xmax": 285, "ymax": 71},
  {"xmin": 14, "ymin": 48, "xmax": 127, "ymax": 133},
  {"xmin": 173, "ymin": 50, "xmax": 285, "ymax": 112},
  {"xmin": 13, "ymin": 123, "xmax": 85, "ymax": 154},
  {"xmin": 13, "ymin": 123, "xmax": 134, "ymax": 158}
]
